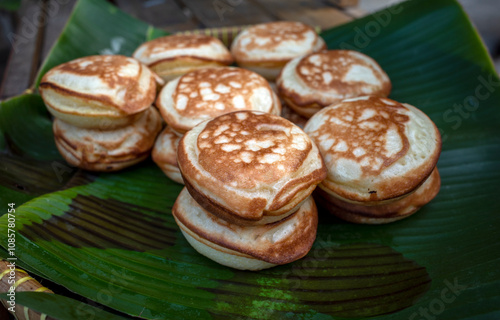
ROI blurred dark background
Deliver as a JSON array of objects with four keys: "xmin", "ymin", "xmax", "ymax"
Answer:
[
  {"xmin": 0, "ymin": 0, "xmax": 499, "ymax": 100},
  {"xmin": 0, "ymin": 2, "xmax": 16, "ymax": 90}
]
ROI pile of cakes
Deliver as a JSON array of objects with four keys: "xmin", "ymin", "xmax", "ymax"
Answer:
[
  {"xmin": 39, "ymin": 55, "xmax": 162, "ymax": 171},
  {"xmin": 37, "ymin": 20, "xmax": 442, "ymax": 270},
  {"xmin": 152, "ymin": 66, "xmax": 281, "ymax": 183},
  {"xmin": 304, "ymin": 96, "xmax": 441, "ymax": 223},
  {"xmin": 174, "ymin": 110, "xmax": 326, "ymax": 270}
]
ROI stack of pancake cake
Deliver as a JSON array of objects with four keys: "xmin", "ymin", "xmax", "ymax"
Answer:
[{"xmin": 38, "ymin": 20, "xmax": 441, "ymax": 271}]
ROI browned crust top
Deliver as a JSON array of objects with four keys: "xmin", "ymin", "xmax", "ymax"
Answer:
[
  {"xmin": 135, "ymin": 34, "xmax": 233, "ymax": 65},
  {"xmin": 308, "ymin": 97, "xmax": 411, "ymax": 177},
  {"xmin": 306, "ymin": 96, "xmax": 441, "ymax": 202},
  {"xmin": 232, "ymin": 21, "xmax": 317, "ymax": 63},
  {"xmin": 277, "ymin": 50, "xmax": 391, "ymax": 109},
  {"xmin": 296, "ymin": 50, "xmax": 389, "ymax": 92},
  {"xmin": 173, "ymin": 67, "xmax": 273, "ymax": 119},
  {"xmin": 197, "ymin": 111, "xmax": 312, "ymax": 189},
  {"xmin": 177, "ymin": 110, "xmax": 326, "ymax": 221},
  {"xmin": 145, "ymin": 34, "xmax": 216, "ymax": 52},
  {"xmin": 40, "ymin": 55, "xmax": 156, "ymax": 115}
]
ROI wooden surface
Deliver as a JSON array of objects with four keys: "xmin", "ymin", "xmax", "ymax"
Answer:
[
  {"xmin": 0, "ymin": 260, "xmax": 54, "ymax": 320},
  {"xmin": 0, "ymin": 0, "xmax": 361, "ymax": 100}
]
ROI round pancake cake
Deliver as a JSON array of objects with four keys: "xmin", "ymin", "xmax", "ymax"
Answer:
[
  {"xmin": 133, "ymin": 34, "xmax": 233, "ymax": 82},
  {"xmin": 315, "ymin": 168, "xmax": 441, "ymax": 224},
  {"xmin": 177, "ymin": 110, "xmax": 327, "ymax": 226},
  {"xmin": 231, "ymin": 21, "xmax": 326, "ymax": 80},
  {"xmin": 53, "ymin": 107, "xmax": 162, "ymax": 171},
  {"xmin": 40, "ymin": 55, "xmax": 158, "ymax": 129},
  {"xmin": 304, "ymin": 96, "xmax": 441, "ymax": 204},
  {"xmin": 173, "ymin": 188, "xmax": 318, "ymax": 270},
  {"xmin": 156, "ymin": 67, "xmax": 282, "ymax": 135},
  {"xmin": 277, "ymin": 50, "xmax": 391, "ymax": 118},
  {"xmin": 152, "ymin": 126, "xmax": 183, "ymax": 184}
]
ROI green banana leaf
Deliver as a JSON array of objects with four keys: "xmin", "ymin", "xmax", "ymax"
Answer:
[
  {"xmin": 0, "ymin": 292, "xmax": 125, "ymax": 320},
  {"xmin": 0, "ymin": 0, "xmax": 21, "ymax": 11},
  {"xmin": 1, "ymin": 0, "xmax": 500, "ymax": 319}
]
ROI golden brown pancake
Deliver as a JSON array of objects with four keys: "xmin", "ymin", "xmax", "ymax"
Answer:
[
  {"xmin": 152, "ymin": 126, "xmax": 183, "ymax": 184},
  {"xmin": 53, "ymin": 107, "xmax": 162, "ymax": 171},
  {"xmin": 156, "ymin": 67, "xmax": 281, "ymax": 135},
  {"xmin": 277, "ymin": 50, "xmax": 391, "ymax": 117},
  {"xmin": 133, "ymin": 34, "xmax": 233, "ymax": 82},
  {"xmin": 315, "ymin": 168, "xmax": 441, "ymax": 224},
  {"xmin": 231, "ymin": 21, "xmax": 326, "ymax": 80},
  {"xmin": 304, "ymin": 96, "xmax": 441, "ymax": 204},
  {"xmin": 40, "ymin": 55, "xmax": 158, "ymax": 129},
  {"xmin": 173, "ymin": 188, "xmax": 318, "ymax": 270},
  {"xmin": 177, "ymin": 110, "xmax": 327, "ymax": 226}
]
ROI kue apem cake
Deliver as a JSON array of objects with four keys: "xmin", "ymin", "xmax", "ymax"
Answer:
[
  {"xmin": 177, "ymin": 110, "xmax": 327, "ymax": 226},
  {"xmin": 173, "ymin": 188, "xmax": 318, "ymax": 270},
  {"xmin": 277, "ymin": 50, "xmax": 391, "ymax": 118},
  {"xmin": 231, "ymin": 21, "xmax": 326, "ymax": 81},
  {"xmin": 156, "ymin": 67, "xmax": 281, "ymax": 135},
  {"xmin": 304, "ymin": 96, "xmax": 441, "ymax": 223},
  {"xmin": 173, "ymin": 110, "xmax": 326, "ymax": 270},
  {"xmin": 53, "ymin": 107, "xmax": 162, "ymax": 172},
  {"xmin": 39, "ymin": 55, "xmax": 161, "ymax": 171},
  {"xmin": 152, "ymin": 126, "xmax": 182, "ymax": 184},
  {"xmin": 133, "ymin": 34, "xmax": 233, "ymax": 82},
  {"xmin": 39, "ymin": 55, "xmax": 158, "ymax": 129},
  {"xmin": 153, "ymin": 67, "xmax": 281, "ymax": 183},
  {"xmin": 314, "ymin": 168, "xmax": 440, "ymax": 224}
]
